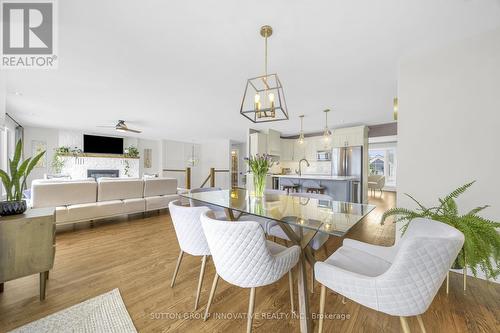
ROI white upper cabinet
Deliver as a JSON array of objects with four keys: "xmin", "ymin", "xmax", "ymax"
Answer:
[
  {"xmin": 331, "ymin": 126, "xmax": 366, "ymax": 147},
  {"xmin": 267, "ymin": 129, "xmax": 281, "ymax": 156},
  {"xmin": 293, "ymin": 139, "xmax": 306, "ymax": 160},
  {"xmin": 249, "ymin": 132, "xmax": 267, "ymax": 157},
  {"xmin": 280, "ymin": 139, "xmax": 294, "ymax": 161},
  {"xmin": 304, "ymin": 137, "xmax": 318, "ymax": 160}
]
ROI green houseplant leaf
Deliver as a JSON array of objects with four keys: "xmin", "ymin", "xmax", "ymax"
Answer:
[
  {"xmin": 0, "ymin": 169, "xmax": 12, "ymax": 200},
  {"xmin": 0, "ymin": 139, "xmax": 46, "ymax": 203},
  {"xmin": 381, "ymin": 181, "xmax": 500, "ymax": 279}
]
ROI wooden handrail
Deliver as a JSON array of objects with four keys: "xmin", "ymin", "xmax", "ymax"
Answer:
[
  {"xmin": 162, "ymin": 167, "xmax": 191, "ymax": 190},
  {"xmin": 200, "ymin": 168, "xmax": 230, "ymax": 188},
  {"xmin": 163, "ymin": 167, "xmax": 229, "ymax": 190}
]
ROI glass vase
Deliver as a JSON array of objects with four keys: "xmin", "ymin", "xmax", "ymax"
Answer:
[{"xmin": 253, "ymin": 173, "xmax": 266, "ymax": 198}]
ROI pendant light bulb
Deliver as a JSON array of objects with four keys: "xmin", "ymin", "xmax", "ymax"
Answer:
[
  {"xmin": 298, "ymin": 115, "xmax": 305, "ymax": 145},
  {"xmin": 323, "ymin": 109, "xmax": 332, "ymax": 144}
]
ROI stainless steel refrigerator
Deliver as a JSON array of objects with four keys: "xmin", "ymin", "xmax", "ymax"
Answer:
[{"xmin": 331, "ymin": 146, "xmax": 363, "ymax": 203}]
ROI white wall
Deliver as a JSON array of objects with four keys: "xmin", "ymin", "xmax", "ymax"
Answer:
[
  {"xmin": 162, "ymin": 139, "xmax": 231, "ymax": 190},
  {"xmin": 23, "ymin": 126, "xmax": 59, "ymax": 185},
  {"xmin": 199, "ymin": 139, "xmax": 231, "ymax": 189},
  {"xmin": 398, "ymin": 28, "xmax": 500, "ymax": 280},
  {"xmin": 0, "ymin": 75, "xmax": 5, "ymax": 127},
  {"xmin": 137, "ymin": 138, "xmax": 161, "ymax": 175}
]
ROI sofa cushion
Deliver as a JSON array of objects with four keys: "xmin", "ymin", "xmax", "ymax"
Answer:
[
  {"xmin": 55, "ymin": 206, "xmax": 69, "ymax": 223},
  {"xmin": 145, "ymin": 194, "xmax": 178, "ymax": 211},
  {"xmin": 31, "ymin": 180, "xmax": 97, "ymax": 208},
  {"xmin": 95, "ymin": 200, "xmax": 124, "ymax": 217},
  {"xmin": 66, "ymin": 203, "xmax": 99, "ymax": 222},
  {"xmin": 143, "ymin": 178, "xmax": 178, "ymax": 197},
  {"xmin": 97, "ymin": 179, "xmax": 144, "ymax": 201},
  {"xmin": 122, "ymin": 198, "xmax": 145, "ymax": 214}
]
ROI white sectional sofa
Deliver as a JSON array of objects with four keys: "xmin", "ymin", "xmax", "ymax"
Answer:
[{"xmin": 31, "ymin": 177, "xmax": 178, "ymax": 225}]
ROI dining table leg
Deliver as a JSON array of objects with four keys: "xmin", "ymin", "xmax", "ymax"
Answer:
[
  {"xmin": 297, "ymin": 251, "xmax": 312, "ymax": 332},
  {"xmin": 275, "ymin": 221, "xmax": 313, "ymax": 333}
]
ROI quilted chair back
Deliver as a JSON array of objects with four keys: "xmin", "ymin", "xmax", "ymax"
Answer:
[
  {"xmin": 189, "ymin": 187, "xmax": 223, "ymax": 211},
  {"xmin": 201, "ymin": 211, "xmax": 298, "ymax": 288},
  {"xmin": 168, "ymin": 200, "xmax": 211, "ymax": 256},
  {"xmin": 376, "ymin": 218, "xmax": 464, "ymax": 316},
  {"xmin": 289, "ymin": 192, "xmax": 332, "ymax": 201}
]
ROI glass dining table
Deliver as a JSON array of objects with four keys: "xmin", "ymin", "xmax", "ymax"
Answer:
[{"xmin": 180, "ymin": 188, "xmax": 375, "ymax": 333}]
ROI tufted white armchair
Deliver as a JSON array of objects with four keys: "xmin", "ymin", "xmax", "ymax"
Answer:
[
  {"xmin": 200, "ymin": 211, "xmax": 300, "ymax": 333},
  {"xmin": 189, "ymin": 187, "xmax": 227, "ymax": 219},
  {"xmin": 168, "ymin": 200, "xmax": 211, "ymax": 310},
  {"xmin": 314, "ymin": 218, "xmax": 464, "ymax": 333},
  {"xmin": 368, "ymin": 175, "xmax": 385, "ymax": 196},
  {"xmin": 238, "ymin": 189, "xmax": 288, "ymax": 233}
]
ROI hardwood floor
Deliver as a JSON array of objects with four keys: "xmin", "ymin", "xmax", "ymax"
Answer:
[{"xmin": 1, "ymin": 192, "xmax": 499, "ymax": 332}]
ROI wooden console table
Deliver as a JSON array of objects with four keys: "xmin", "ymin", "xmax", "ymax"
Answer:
[{"xmin": 0, "ymin": 207, "xmax": 56, "ymax": 300}]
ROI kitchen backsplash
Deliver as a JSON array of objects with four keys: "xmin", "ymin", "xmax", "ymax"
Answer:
[{"xmin": 278, "ymin": 161, "xmax": 331, "ymax": 175}]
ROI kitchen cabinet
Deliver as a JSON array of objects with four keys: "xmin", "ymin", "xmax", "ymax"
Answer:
[
  {"xmin": 280, "ymin": 139, "xmax": 294, "ymax": 161},
  {"xmin": 304, "ymin": 137, "xmax": 319, "ymax": 160},
  {"xmin": 250, "ymin": 132, "xmax": 267, "ymax": 156},
  {"xmin": 332, "ymin": 126, "xmax": 366, "ymax": 147},
  {"xmin": 293, "ymin": 139, "xmax": 306, "ymax": 160},
  {"xmin": 267, "ymin": 129, "xmax": 281, "ymax": 156}
]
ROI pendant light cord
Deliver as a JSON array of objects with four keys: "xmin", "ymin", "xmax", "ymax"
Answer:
[{"xmin": 265, "ymin": 35, "xmax": 268, "ymax": 78}]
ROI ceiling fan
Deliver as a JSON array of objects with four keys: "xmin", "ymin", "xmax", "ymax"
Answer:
[{"xmin": 97, "ymin": 120, "xmax": 142, "ymax": 133}]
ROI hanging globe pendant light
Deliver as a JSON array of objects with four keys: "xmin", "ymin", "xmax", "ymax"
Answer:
[
  {"xmin": 240, "ymin": 25, "xmax": 289, "ymax": 123},
  {"xmin": 298, "ymin": 115, "xmax": 305, "ymax": 144},
  {"xmin": 322, "ymin": 109, "xmax": 332, "ymax": 149}
]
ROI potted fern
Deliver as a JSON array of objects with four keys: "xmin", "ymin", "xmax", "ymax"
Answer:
[
  {"xmin": 381, "ymin": 181, "xmax": 500, "ymax": 279},
  {"xmin": 0, "ymin": 140, "xmax": 46, "ymax": 216}
]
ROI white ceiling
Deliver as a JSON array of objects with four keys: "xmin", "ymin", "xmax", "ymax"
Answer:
[{"xmin": 5, "ymin": 0, "xmax": 500, "ymax": 142}]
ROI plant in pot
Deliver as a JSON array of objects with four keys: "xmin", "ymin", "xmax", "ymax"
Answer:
[
  {"xmin": 124, "ymin": 146, "xmax": 139, "ymax": 158},
  {"xmin": 0, "ymin": 140, "xmax": 46, "ymax": 216},
  {"xmin": 381, "ymin": 181, "xmax": 500, "ymax": 279},
  {"xmin": 51, "ymin": 147, "xmax": 69, "ymax": 174},
  {"xmin": 246, "ymin": 154, "xmax": 274, "ymax": 198}
]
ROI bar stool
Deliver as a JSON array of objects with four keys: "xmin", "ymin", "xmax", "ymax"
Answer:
[
  {"xmin": 280, "ymin": 178, "xmax": 299, "ymax": 193},
  {"xmin": 303, "ymin": 180, "xmax": 325, "ymax": 194}
]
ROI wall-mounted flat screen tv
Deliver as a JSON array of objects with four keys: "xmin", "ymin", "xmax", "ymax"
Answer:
[{"xmin": 83, "ymin": 134, "xmax": 123, "ymax": 154}]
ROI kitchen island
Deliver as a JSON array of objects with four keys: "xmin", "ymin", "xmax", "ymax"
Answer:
[{"xmin": 273, "ymin": 174, "xmax": 362, "ymax": 203}]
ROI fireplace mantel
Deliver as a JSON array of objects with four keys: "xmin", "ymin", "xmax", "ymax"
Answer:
[
  {"xmin": 59, "ymin": 153, "xmax": 139, "ymax": 159},
  {"xmin": 60, "ymin": 155, "xmax": 139, "ymax": 179}
]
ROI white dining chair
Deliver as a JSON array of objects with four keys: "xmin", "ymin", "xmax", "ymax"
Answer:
[
  {"xmin": 268, "ymin": 192, "xmax": 332, "ymax": 246},
  {"xmin": 315, "ymin": 218, "xmax": 464, "ymax": 333},
  {"xmin": 238, "ymin": 189, "xmax": 288, "ymax": 233},
  {"xmin": 267, "ymin": 192, "xmax": 332, "ymax": 292},
  {"xmin": 168, "ymin": 200, "xmax": 212, "ymax": 310},
  {"xmin": 200, "ymin": 211, "xmax": 300, "ymax": 333},
  {"xmin": 189, "ymin": 187, "xmax": 227, "ymax": 219}
]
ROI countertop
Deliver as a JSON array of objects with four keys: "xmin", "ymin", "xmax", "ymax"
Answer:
[{"xmin": 271, "ymin": 174, "xmax": 360, "ymax": 181}]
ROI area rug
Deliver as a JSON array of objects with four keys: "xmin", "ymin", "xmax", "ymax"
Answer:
[{"xmin": 9, "ymin": 289, "xmax": 137, "ymax": 333}]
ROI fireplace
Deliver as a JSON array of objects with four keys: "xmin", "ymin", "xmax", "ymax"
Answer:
[{"xmin": 87, "ymin": 169, "xmax": 119, "ymax": 180}]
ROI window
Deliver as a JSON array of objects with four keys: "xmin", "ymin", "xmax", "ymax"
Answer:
[{"xmin": 369, "ymin": 146, "xmax": 397, "ymax": 188}]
